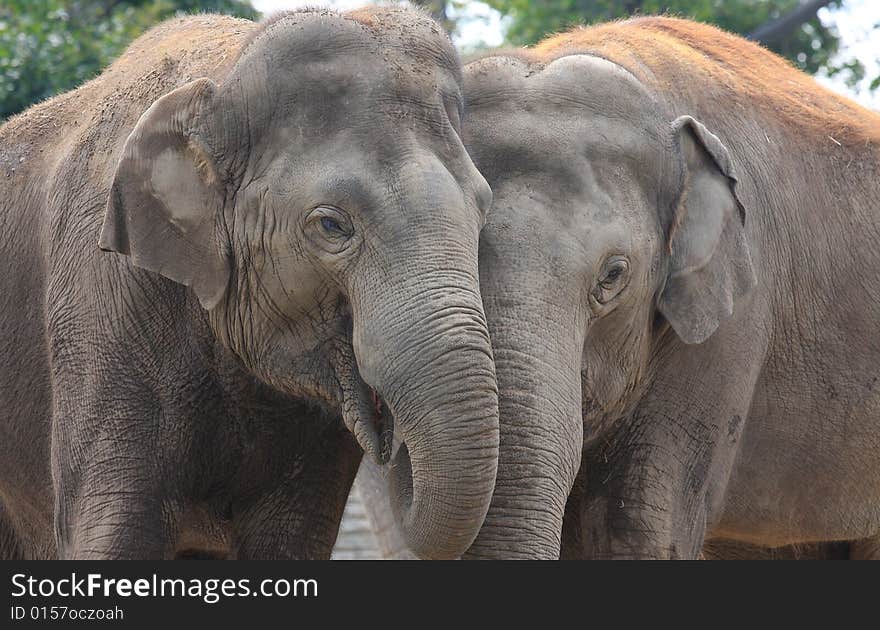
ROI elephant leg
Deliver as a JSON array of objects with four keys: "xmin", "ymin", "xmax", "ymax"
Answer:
[
  {"xmin": 564, "ymin": 422, "xmax": 708, "ymax": 558},
  {"xmin": 573, "ymin": 448, "xmax": 707, "ymax": 558},
  {"xmin": 51, "ymin": 397, "xmax": 179, "ymax": 559},
  {"xmin": 54, "ymin": 456, "xmax": 175, "ymax": 560},
  {"xmin": 0, "ymin": 501, "xmax": 23, "ymax": 560},
  {"xmin": 850, "ymin": 535, "xmax": 880, "ymax": 559},
  {"xmin": 570, "ymin": 328, "xmax": 767, "ymax": 559},
  {"xmin": 55, "ymin": 477, "xmax": 173, "ymax": 559},
  {"xmin": 572, "ymin": 401, "xmax": 750, "ymax": 559},
  {"xmin": 575, "ymin": 488, "xmax": 854, "ymax": 560},
  {"xmin": 564, "ymin": 487, "xmax": 852, "ymax": 560},
  {"xmin": 233, "ymin": 421, "xmax": 362, "ymax": 560}
]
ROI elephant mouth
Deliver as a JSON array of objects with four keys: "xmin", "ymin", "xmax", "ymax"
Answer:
[
  {"xmin": 364, "ymin": 385, "xmax": 395, "ymax": 464},
  {"xmin": 333, "ymin": 336, "xmax": 395, "ymax": 465}
]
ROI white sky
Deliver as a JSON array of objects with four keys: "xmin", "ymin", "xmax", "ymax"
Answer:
[{"xmin": 252, "ymin": 0, "xmax": 880, "ymax": 109}]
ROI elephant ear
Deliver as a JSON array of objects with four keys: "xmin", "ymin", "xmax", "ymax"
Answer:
[
  {"xmin": 99, "ymin": 78, "xmax": 230, "ymax": 310},
  {"xmin": 658, "ymin": 116, "xmax": 756, "ymax": 345}
]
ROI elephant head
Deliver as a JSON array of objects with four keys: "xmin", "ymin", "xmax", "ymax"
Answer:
[
  {"xmin": 98, "ymin": 7, "xmax": 498, "ymax": 560},
  {"xmin": 461, "ymin": 53, "xmax": 754, "ymax": 558}
]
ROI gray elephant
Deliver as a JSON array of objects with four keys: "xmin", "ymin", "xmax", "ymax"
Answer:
[
  {"xmin": 456, "ymin": 16, "xmax": 880, "ymax": 559},
  {"xmin": 0, "ymin": 7, "xmax": 498, "ymax": 560}
]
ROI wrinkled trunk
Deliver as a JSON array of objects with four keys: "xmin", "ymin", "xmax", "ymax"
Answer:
[
  {"xmin": 463, "ymin": 295, "xmax": 584, "ymax": 559},
  {"xmin": 352, "ymin": 460, "xmax": 417, "ymax": 560},
  {"xmin": 328, "ymin": 151, "xmax": 498, "ymax": 559},
  {"xmin": 347, "ymin": 270, "xmax": 499, "ymax": 559}
]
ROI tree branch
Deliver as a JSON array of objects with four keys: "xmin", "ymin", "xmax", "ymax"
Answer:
[{"xmin": 748, "ymin": 0, "xmax": 836, "ymax": 45}]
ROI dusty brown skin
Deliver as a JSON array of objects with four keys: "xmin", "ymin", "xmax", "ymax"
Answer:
[
  {"xmin": 459, "ymin": 17, "xmax": 880, "ymax": 559},
  {"xmin": 0, "ymin": 8, "xmax": 499, "ymax": 559}
]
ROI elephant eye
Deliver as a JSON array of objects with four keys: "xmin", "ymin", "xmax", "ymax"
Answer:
[
  {"xmin": 595, "ymin": 256, "xmax": 630, "ymax": 304},
  {"xmin": 309, "ymin": 206, "xmax": 352, "ymax": 237},
  {"xmin": 321, "ymin": 216, "xmax": 345, "ymax": 235},
  {"xmin": 306, "ymin": 206, "xmax": 354, "ymax": 253}
]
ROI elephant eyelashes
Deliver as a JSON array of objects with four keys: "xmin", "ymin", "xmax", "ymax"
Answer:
[
  {"xmin": 594, "ymin": 256, "xmax": 630, "ymax": 304},
  {"xmin": 306, "ymin": 206, "xmax": 354, "ymax": 253},
  {"xmin": 321, "ymin": 216, "xmax": 345, "ymax": 235}
]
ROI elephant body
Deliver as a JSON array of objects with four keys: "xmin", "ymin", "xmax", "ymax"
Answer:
[
  {"xmin": 0, "ymin": 8, "xmax": 499, "ymax": 559},
  {"xmin": 459, "ymin": 17, "xmax": 880, "ymax": 559}
]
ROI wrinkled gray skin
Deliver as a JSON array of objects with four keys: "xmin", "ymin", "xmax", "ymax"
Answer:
[
  {"xmin": 0, "ymin": 8, "xmax": 498, "ymax": 560},
  {"xmin": 458, "ymin": 45, "xmax": 880, "ymax": 559}
]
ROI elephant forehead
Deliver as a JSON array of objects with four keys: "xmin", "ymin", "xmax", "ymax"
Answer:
[
  {"xmin": 229, "ymin": 29, "xmax": 460, "ymax": 138},
  {"xmin": 466, "ymin": 53, "xmax": 657, "ymax": 119},
  {"xmin": 236, "ymin": 9, "xmax": 461, "ymax": 93},
  {"xmin": 271, "ymin": 56, "xmax": 446, "ymax": 119},
  {"xmin": 465, "ymin": 56, "xmax": 667, "ymax": 176},
  {"xmin": 220, "ymin": 52, "xmax": 458, "ymax": 160},
  {"xmin": 483, "ymin": 166, "xmax": 632, "ymax": 259},
  {"xmin": 466, "ymin": 108, "xmax": 661, "ymax": 205}
]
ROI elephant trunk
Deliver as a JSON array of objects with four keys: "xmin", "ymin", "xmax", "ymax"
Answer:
[
  {"xmin": 353, "ymin": 461, "xmax": 418, "ymax": 559},
  {"xmin": 463, "ymin": 297, "xmax": 584, "ymax": 559},
  {"xmin": 350, "ymin": 280, "xmax": 500, "ymax": 560}
]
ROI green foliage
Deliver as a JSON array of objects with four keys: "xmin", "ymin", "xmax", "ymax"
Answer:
[
  {"xmin": 0, "ymin": 0, "xmax": 257, "ymax": 120},
  {"xmin": 483, "ymin": 0, "xmax": 847, "ymax": 77}
]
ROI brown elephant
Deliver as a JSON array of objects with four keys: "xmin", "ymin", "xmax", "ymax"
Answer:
[
  {"xmin": 348, "ymin": 17, "xmax": 880, "ymax": 560},
  {"xmin": 0, "ymin": 7, "xmax": 498, "ymax": 560},
  {"xmin": 463, "ymin": 17, "xmax": 880, "ymax": 559}
]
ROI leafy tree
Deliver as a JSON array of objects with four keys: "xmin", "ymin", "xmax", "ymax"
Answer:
[
  {"xmin": 481, "ymin": 0, "xmax": 866, "ymax": 84},
  {"xmin": 0, "ymin": 0, "xmax": 257, "ymax": 120}
]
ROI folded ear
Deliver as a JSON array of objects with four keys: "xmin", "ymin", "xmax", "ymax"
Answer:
[
  {"xmin": 657, "ymin": 116, "xmax": 756, "ymax": 344},
  {"xmin": 99, "ymin": 78, "xmax": 230, "ymax": 310}
]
